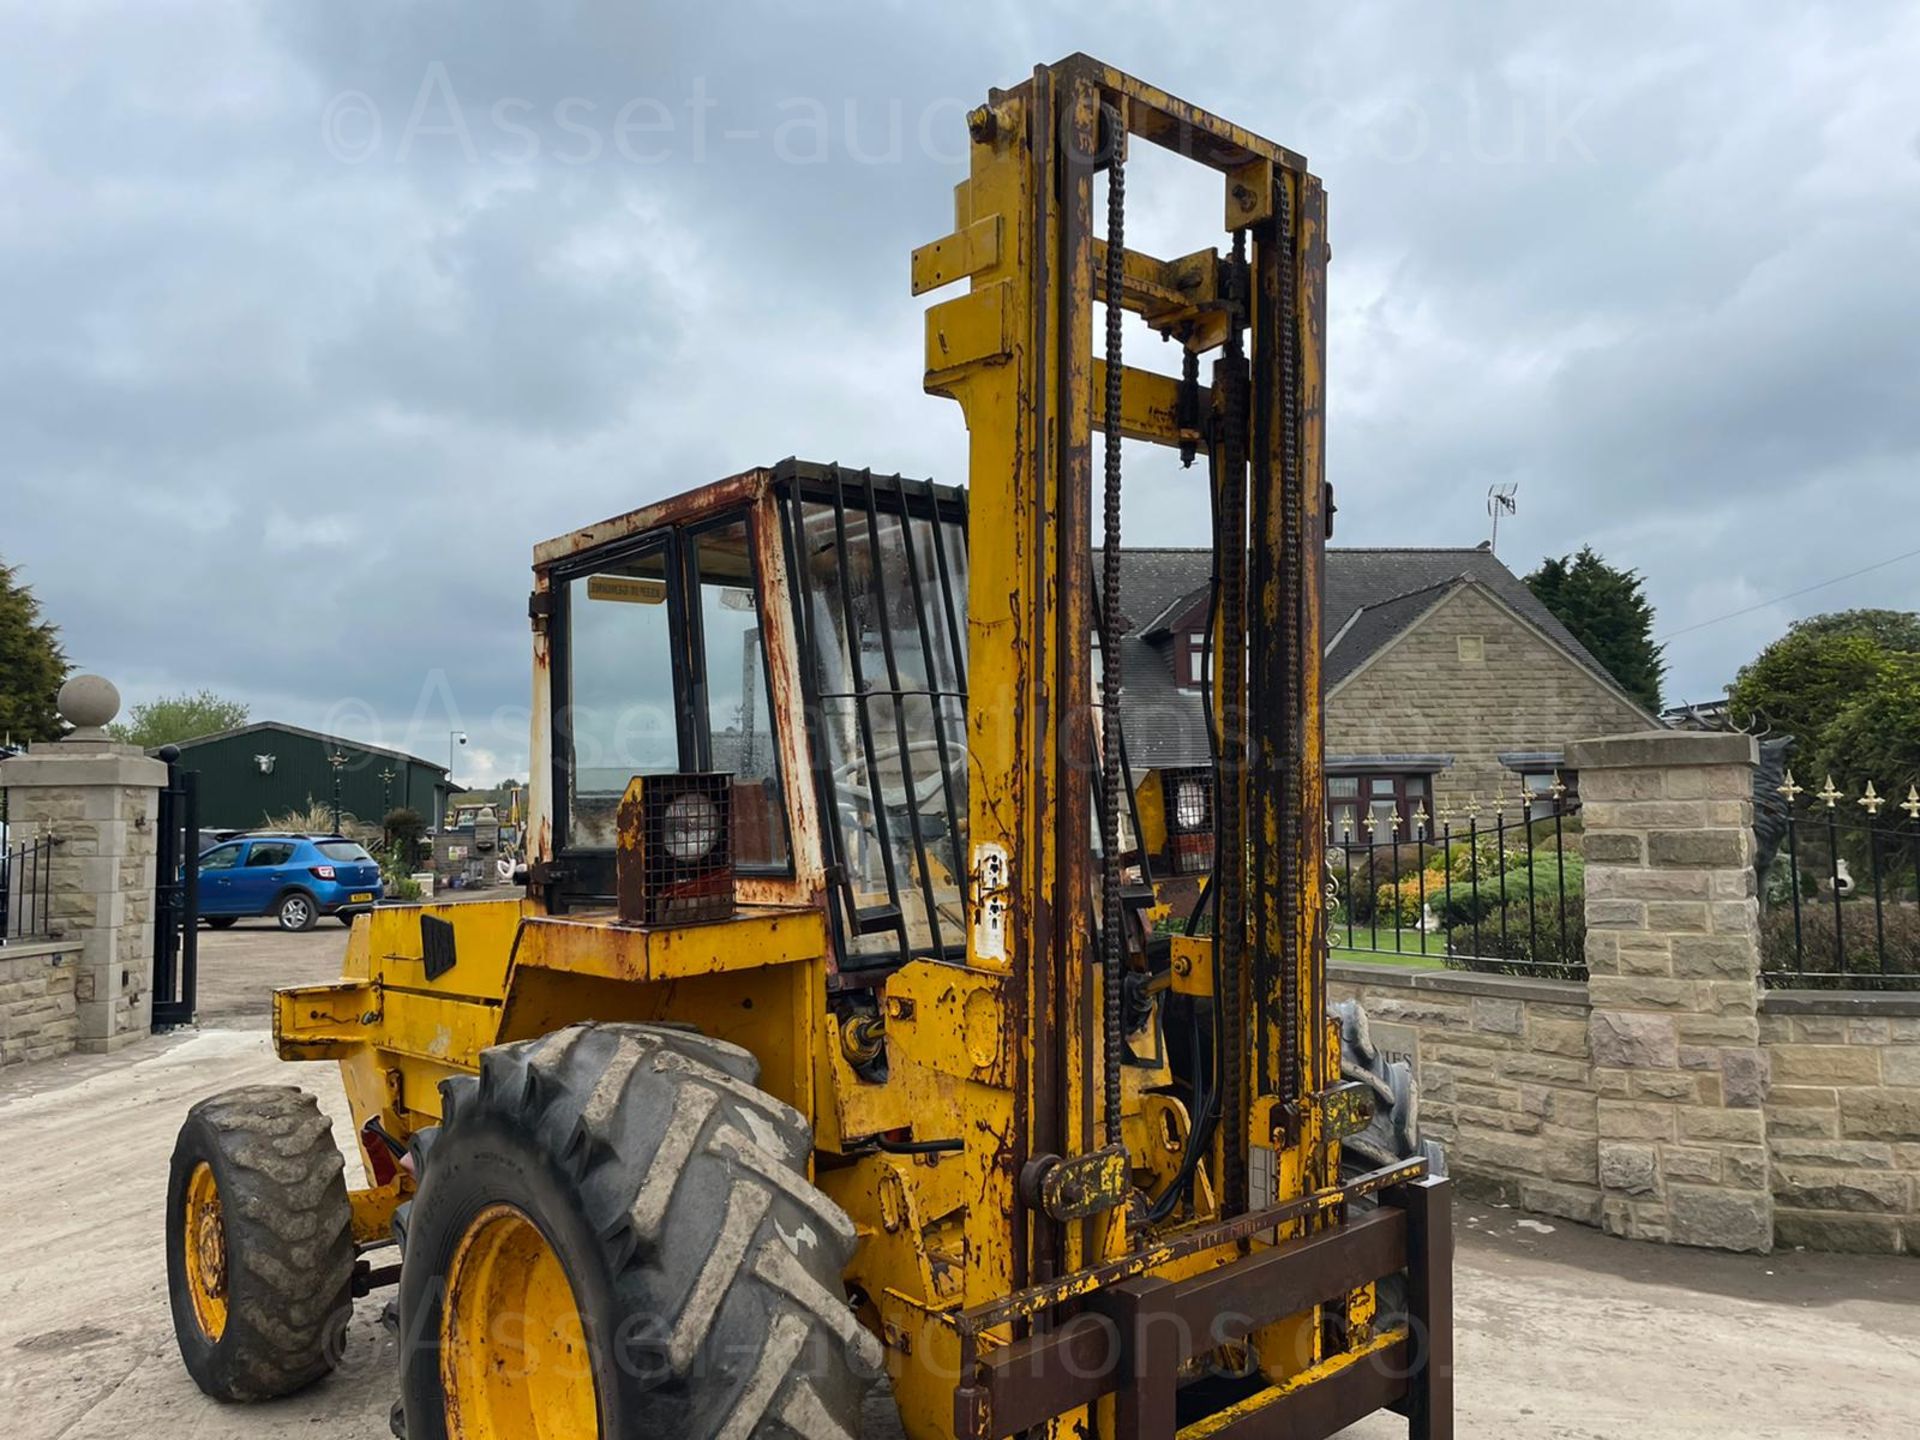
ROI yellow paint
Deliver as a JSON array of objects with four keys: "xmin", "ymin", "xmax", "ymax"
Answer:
[
  {"xmin": 441, "ymin": 1204, "xmax": 598, "ymax": 1440},
  {"xmin": 182, "ymin": 1162, "xmax": 228, "ymax": 1343}
]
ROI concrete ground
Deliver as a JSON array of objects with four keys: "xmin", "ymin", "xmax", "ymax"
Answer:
[{"xmin": 2, "ymin": 924, "xmax": 1916, "ymax": 1438}]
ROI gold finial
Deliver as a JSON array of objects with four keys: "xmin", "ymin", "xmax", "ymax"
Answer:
[
  {"xmin": 1859, "ymin": 782, "xmax": 1884, "ymax": 817},
  {"xmin": 1816, "ymin": 775, "xmax": 1843, "ymax": 809},
  {"xmin": 1464, "ymin": 793, "xmax": 1482, "ymax": 822},
  {"xmin": 1388, "ymin": 809, "xmax": 1403, "ymax": 837},
  {"xmin": 1778, "ymin": 770, "xmax": 1804, "ymax": 803},
  {"xmin": 1549, "ymin": 770, "xmax": 1567, "ymax": 801},
  {"xmin": 1904, "ymin": 786, "xmax": 1920, "ymax": 822},
  {"xmin": 1437, "ymin": 797, "xmax": 1455, "ymax": 828},
  {"xmin": 1414, "ymin": 804, "xmax": 1431, "ymax": 836}
]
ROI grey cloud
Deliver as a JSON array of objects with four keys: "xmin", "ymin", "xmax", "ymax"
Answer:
[{"xmin": 3, "ymin": 2, "xmax": 1917, "ymax": 780}]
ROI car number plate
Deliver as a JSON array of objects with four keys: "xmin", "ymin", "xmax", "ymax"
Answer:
[{"xmin": 349, "ymin": 892, "xmax": 374, "ymax": 903}]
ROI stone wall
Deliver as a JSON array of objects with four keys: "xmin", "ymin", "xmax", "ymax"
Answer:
[
  {"xmin": 0, "ymin": 941, "xmax": 79, "ymax": 1067},
  {"xmin": 1325, "ymin": 583, "xmax": 1653, "ymax": 808},
  {"xmin": 1328, "ymin": 964, "xmax": 1601, "ymax": 1225},
  {"xmin": 0, "ymin": 737, "xmax": 168, "ymax": 1051},
  {"xmin": 1761, "ymin": 992, "xmax": 1920, "ymax": 1255}
]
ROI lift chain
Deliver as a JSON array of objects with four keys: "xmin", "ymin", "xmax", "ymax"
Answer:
[
  {"xmin": 1099, "ymin": 102, "xmax": 1127, "ymax": 1150},
  {"xmin": 1217, "ymin": 231, "xmax": 1251, "ymax": 1212}
]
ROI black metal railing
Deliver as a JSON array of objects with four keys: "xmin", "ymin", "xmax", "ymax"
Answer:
[
  {"xmin": 1330, "ymin": 791, "xmax": 1586, "ymax": 981},
  {"xmin": 151, "ymin": 757, "xmax": 200, "ymax": 1029},
  {"xmin": 1, "ymin": 834, "xmax": 56, "ymax": 944},
  {"xmin": 1763, "ymin": 773, "xmax": 1920, "ymax": 991}
]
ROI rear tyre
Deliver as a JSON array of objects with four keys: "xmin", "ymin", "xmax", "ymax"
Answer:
[
  {"xmin": 276, "ymin": 891, "xmax": 318, "ymax": 932},
  {"xmin": 395, "ymin": 1023, "xmax": 881, "ymax": 1440},
  {"xmin": 166, "ymin": 1086, "xmax": 356, "ymax": 1401},
  {"xmin": 1331, "ymin": 999, "xmax": 1448, "ymax": 1330},
  {"xmin": 205, "ymin": 917, "xmax": 238, "ymax": 930}
]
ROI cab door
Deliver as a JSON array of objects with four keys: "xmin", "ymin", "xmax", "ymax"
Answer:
[
  {"xmin": 546, "ymin": 531, "xmax": 690, "ymax": 907},
  {"xmin": 541, "ymin": 506, "xmax": 801, "ymax": 913}
]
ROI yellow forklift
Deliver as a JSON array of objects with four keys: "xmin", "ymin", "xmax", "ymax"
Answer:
[{"xmin": 165, "ymin": 56, "xmax": 1451, "ymax": 1439}]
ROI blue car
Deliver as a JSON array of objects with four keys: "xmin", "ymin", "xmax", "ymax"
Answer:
[{"xmin": 194, "ymin": 834, "xmax": 385, "ymax": 932}]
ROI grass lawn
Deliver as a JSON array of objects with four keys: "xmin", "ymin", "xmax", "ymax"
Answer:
[{"xmin": 1328, "ymin": 927, "xmax": 1450, "ymax": 969}]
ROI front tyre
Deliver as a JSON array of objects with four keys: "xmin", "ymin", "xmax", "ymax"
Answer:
[
  {"xmin": 396, "ymin": 1023, "xmax": 881, "ymax": 1440},
  {"xmin": 166, "ymin": 1086, "xmax": 356, "ymax": 1401}
]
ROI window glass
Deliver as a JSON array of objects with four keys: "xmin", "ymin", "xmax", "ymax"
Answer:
[
  {"xmin": 199, "ymin": 843, "xmax": 243, "ymax": 871},
  {"xmin": 693, "ymin": 520, "xmax": 789, "ymax": 870},
  {"xmin": 564, "ymin": 545, "xmax": 679, "ymax": 849},
  {"xmin": 1519, "ymin": 769, "xmax": 1577, "ymax": 821},
  {"xmin": 246, "ymin": 842, "xmax": 296, "ymax": 867},
  {"xmin": 318, "ymin": 841, "xmax": 372, "ymax": 862}
]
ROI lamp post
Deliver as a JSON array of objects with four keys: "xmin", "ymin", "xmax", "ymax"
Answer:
[
  {"xmin": 449, "ymin": 730, "xmax": 468, "ymax": 788},
  {"xmin": 327, "ymin": 750, "xmax": 349, "ymax": 834},
  {"xmin": 380, "ymin": 766, "xmax": 397, "ymax": 813}
]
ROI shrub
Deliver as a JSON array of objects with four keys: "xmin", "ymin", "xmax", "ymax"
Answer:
[
  {"xmin": 1332, "ymin": 841, "xmax": 1433, "ymax": 924},
  {"xmin": 1446, "ymin": 905, "xmax": 1588, "ymax": 981},
  {"xmin": 1760, "ymin": 900, "xmax": 1920, "ymax": 988},
  {"xmin": 1439, "ymin": 855, "xmax": 1587, "ymax": 979}
]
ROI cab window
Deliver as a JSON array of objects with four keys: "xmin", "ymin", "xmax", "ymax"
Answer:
[
  {"xmin": 691, "ymin": 519, "xmax": 790, "ymax": 870},
  {"xmin": 560, "ymin": 542, "xmax": 680, "ymax": 850},
  {"xmin": 245, "ymin": 842, "xmax": 297, "ymax": 868}
]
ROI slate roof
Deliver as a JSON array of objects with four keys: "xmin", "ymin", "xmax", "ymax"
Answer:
[{"xmin": 1112, "ymin": 545, "xmax": 1631, "ymax": 769}]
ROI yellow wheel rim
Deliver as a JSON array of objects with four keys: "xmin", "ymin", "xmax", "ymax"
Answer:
[
  {"xmin": 183, "ymin": 1162, "xmax": 229, "ymax": 1342},
  {"xmin": 441, "ymin": 1204, "xmax": 599, "ymax": 1439}
]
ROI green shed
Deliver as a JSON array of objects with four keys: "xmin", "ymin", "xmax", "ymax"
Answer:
[{"xmin": 159, "ymin": 722, "xmax": 457, "ymax": 832}]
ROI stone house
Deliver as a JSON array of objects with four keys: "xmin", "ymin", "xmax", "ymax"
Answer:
[{"xmin": 1116, "ymin": 545, "xmax": 1660, "ymax": 834}]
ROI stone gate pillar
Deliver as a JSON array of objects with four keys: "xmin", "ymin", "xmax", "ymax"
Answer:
[
  {"xmin": 0, "ymin": 676, "xmax": 169, "ymax": 1051},
  {"xmin": 1568, "ymin": 730, "xmax": 1772, "ymax": 1252}
]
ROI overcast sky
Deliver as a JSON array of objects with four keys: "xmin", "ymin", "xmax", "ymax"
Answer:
[{"xmin": 4, "ymin": 2, "xmax": 1917, "ymax": 783}]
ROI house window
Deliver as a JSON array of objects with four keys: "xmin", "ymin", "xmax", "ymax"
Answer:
[
  {"xmin": 1516, "ymin": 768, "xmax": 1579, "ymax": 821},
  {"xmin": 1187, "ymin": 633, "xmax": 1206, "ymax": 687},
  {"xmin": 1328, "ymin": 773, "xmax": 1432, "ymax": 844}
]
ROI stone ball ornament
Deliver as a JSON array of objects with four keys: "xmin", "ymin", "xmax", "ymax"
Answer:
[{"xmin": 58, "ymin": 674, "xmax": 122, "ymax": 735}]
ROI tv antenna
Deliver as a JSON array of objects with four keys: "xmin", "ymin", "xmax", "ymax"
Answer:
[{"xmin": 1487, "ymin": 483, "xmax": 1518, "ymax": 555}]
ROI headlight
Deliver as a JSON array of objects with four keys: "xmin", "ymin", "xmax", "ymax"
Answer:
[
  {"xmin": 661, "ymin": 791, "xmax": 722, "ymax": 862},
  {"xmin": 1174, "ymin": 777, "xmax": 1210, "ymax": 831}
]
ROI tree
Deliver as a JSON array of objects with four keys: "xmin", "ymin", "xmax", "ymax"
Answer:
[
  {"xmin": 106, "ymin": 690, "xmax": 249, "ymax": 749},
  {"xmin": 1819, "ymin": 654, "xmax": 1920, "ymax": 794},
  {"xmin": 1525, "ymin": 547, "xmax": 1666, "ymax": 711},
  {"xmin": 1774, "ymin": 608, "xmax": 1920, "ymax": 654},
  {"xmin": 1730, "ymin": 610, "xmax": 1920, "ymax": 791},
  {"xmin": 0, "ymin": 559, "xmax": 69, "ymax": 744}
]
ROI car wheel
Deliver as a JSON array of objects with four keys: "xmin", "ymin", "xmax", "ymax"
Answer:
[
  {"xmin": 205, "ymin": 917, "xmax": 238, "ymax": 930},
  {"xmin": 276, "ymin": 892, "xmax": 318, "ymax": 933}
]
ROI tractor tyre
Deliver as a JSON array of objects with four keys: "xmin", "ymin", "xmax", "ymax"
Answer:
[
  {"xmin": 1330, "ymin": 999, "xmax": 1449, "ymax": 1331},
  {"xmin": 394, "ymin": 1022, "xmax": 882, "ymax": 1440},
  {"xmin": 166, "ymin": 1086, "xmax": 356, "ymax": 1402}
]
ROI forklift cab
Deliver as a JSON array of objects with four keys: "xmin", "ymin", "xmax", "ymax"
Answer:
[{"xmin": 529, "ymin": 459, "xmax": 971, "ymax": 973}]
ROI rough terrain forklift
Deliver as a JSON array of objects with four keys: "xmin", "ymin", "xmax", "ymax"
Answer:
[{"xmin": 165, "ymin": 56, "xmax": 1451, "ymax": 1439}]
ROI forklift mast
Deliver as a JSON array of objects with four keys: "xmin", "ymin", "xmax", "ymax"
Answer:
[{"xmin": 919, "ymin": 52, "xmax": 1331, "ymax": 1284}]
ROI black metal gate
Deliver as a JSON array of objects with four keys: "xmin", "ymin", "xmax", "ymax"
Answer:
[{"xmin": 153, "ymin": 751, "xmax": 199, "ymax": 1030}]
